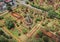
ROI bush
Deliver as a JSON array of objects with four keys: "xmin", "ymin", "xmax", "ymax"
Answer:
[
  {"xmin": 42, "ymin": 36, "xmax": 49, "ymax": 42},
  {"xmin": 22, "ymin": 29, "xmax": 27, "ymax": 34},
  {"xmin": 18, "ymin": 33, "xmax": 21, "ymax": 36},
  {"xmin": 50, "ymin": 26, "xmax": 56, "ymax": 32},
  {"xmin": 56, "ymin": 14, "xmax": 60, "ymax": 19},
  {"xmin": 0, "ymin": 16, "xmax": 4, "ymax": 20},
  {"xmin": 6, "ymin": 3, "xmax": 13, "ymax": 12},
  {"xmin": 0, "ymin": 35, "xmax": 9, "ymax": 42},
  {"xmin": 26, "ymin": 1, "xmax": 29, "ymax": 4},
  {"xmin": 0, "ymin": 29, "xmax": 4, "ymax": 35},
  {"xmin": 35, "ymin": 18, "xmax": 41, "ymax": 23},
  {"xmin": 38, "ymin": 38, "xmax": 44, "ymax": 42},
  {"xmin": 37, "ymin": 30, "xmax": 43, "ymax": 38},
  {"xmin": 31, "ymin": 2, "xmax": 52, "ymax": 11},
  {"xmin": 48, "ymin": 10, "xmax": 57, "ymax": 19},
  {"xmin": 5, "ymin": 20, "xmax": 15, "ymax": 29},
  {"xmin": 31, "ymin": 3, "xmax": 40, "ymax": 9}
]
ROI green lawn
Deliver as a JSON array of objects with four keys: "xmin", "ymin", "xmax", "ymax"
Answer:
[{"xmin": 10, "ymin": 28, "xmax": 20, "ymax": 38}]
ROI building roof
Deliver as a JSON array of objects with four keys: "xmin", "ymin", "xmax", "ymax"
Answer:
[
  {"xmin": 4, "ymin": 0, "xmax": 12, "ymax": 2},
  {"xmin": 0, "ymin": 2, "xmax": 4, "ymax": 6}
]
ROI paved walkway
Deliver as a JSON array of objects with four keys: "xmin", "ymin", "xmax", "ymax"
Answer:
[
  {"xmin": 0, "ymin": 10, "xmax": 8, "ymax": 16},
  {"xmin": 26, "ymin": 21, "xmax": 43, "ymax": 38}
]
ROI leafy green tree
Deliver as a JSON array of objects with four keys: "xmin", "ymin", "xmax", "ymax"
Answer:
[
  {"xmin": 0, "ymin": 16, "xmax": 4, "ymax": 20},
  {"xmin": 22, "ymin": 29, "xmax": 27, "ymax": 34},
  {"xmin": 6, "ymin": 21, "xmax": 14, "ymax": 29},
  {"xmin": 35, "ymin": 18, "xmax": 41, "ymax": 23},
  {"xmin": 0, "ymin": 29, "xmax": 4, "ymax": 35},
  {"xmin": 42, "ymin": 36, "xmax": 49, "ymax": 42},
  {"xmin": 6, "ymin": 3, "xmax": 13, "ymax": 12},
  {"xmin": 56, "ymin": 14, "xmax": 60, "ymax": 19},
  {"xmin": 5, "ymin": 18, "xmax": 15, "ymax": 29},
  {"xmin": 27, "ymin": 38, "xmax": 44, "ymax": 42},
  {"xmin": 0, "ymin": 35, "xmax": 9, "ymax": 42},
  {"xmin": 48, "ymin": 10, "xmax": 57, "ymax": 19},
  {"xmin": 38, "ymin": 38, "xmax": 44, "ymax": 42},
  {"xmin": 37, "ymin": 30, "xmax": 43, "ymax": 38}
]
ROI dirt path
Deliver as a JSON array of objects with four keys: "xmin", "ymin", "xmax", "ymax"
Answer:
[
  {"xmin": 26, "ymin": 21, "xmax": 43, "ymax": 38},
  {"xmin": 14, "ymin": 23, "xmax": 23, "ymax": 34},
  {"xmin": 11, "ymin": 12, "xmax": 24, "ymax": 33},
  {"xmin": 26, "ymin": 19, "xmax": 60, "ymax": 42},
  {"xmin": 0, "ymin": 14, "xmax": 23, "ymax": 42},
  {"xmin": 10, "ymin": 10, "xmax": 60, "ymax": 42}
]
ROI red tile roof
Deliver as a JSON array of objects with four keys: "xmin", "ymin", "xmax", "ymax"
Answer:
[
  {"xmin": 4, "ymin": 0, "xmax": 12, "ymax": 2},
  {"xmin": 0, "ymin": 2, "xmax": 4, "ymax": 6}
]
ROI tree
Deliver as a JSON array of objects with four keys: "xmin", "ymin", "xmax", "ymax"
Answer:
[
  {"xmin": 56, "ymin": 14, "xmax": 60, "ymax": 19},
  {"xmin": 22, "ymin": 29, "xmax": 27, "ymax": 34},
  {"xmin": 6, "ymin": 3, "xmax": 13, "ymax": 12},
  {"xmin": 6, "ymin": 21, "xmax": 14, "ymax": 29},
  {"xmin": 0, "ymin": 35, "xmax": 16, "ymax": 42},
  {"xmin": 5, "ymin": 20, "xmax": 15, "ymax": 29},
  {"xmin": 42, "ymin": 36, "xmax": 49, "ymax": 42},
  {"xmin": 37, "ymin": 30, "xmax": 43, "ymax": 38},
  {"xmin": 0, "ymin": 35, "xmax": 9, "ymax": 42},
  {"xmin": 38, "ymin": 38, "xmax": 44, "ymax": 42},
  {"xmin": 0, "ymin": 29, "xmax": 4, "ymax": 35},
  {"xmin": 0, "ymin": 16, "xmax": 4, "ymax": 20},
  {"xmin": 48, "ymin": 10, "xmax": 57, "ymax": 19},
  {"xmin": 35, "ymin": 18, "xmax": 41, "ymax": 23},
  {"xmin": 27, "ymin": 38, "xmax": 44, "ymax": 42}
]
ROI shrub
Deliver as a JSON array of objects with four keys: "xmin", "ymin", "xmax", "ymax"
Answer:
[
  {"xmin": 37, "ymin": 30, "xmax": 43, "ymax": 38},
  {"xmin": 5, "ymin": 20, "xmax": 15, "ymax": 29},
  {"xmin": 56, "ymin": 14, "xmax": 60, "ymax": 19},
  {"xmin": 0, "ymin": 29, "xmax": 4, "ymax": 35},
  {"xmin": 35, "ymin": 18, "xmax": 41, "ymax": 23},
  {"xmin": 22, "ymin": 29, "xmax": 27, "ymax": 34},
  {"xmin": 0, "ymin": 16, "xmax": 4, "ymax": 20},
  {"xmin": 48, "ymin": 10, "xmax": 57, "ymax": 19},
  {"xmin": 0, "ymin": 35, "xmax": 9, "ymax": 42},
  {"xmin": 42, "ymin": 36, "xmax": 49, "ymax": 42}
]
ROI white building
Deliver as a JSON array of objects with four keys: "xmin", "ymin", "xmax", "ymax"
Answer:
[{"xmin": 0, "ymin": 0, "xmax": 16, "ymax": 12}]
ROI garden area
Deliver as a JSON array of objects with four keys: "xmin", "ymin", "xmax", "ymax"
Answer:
[
  {"xmin": 0, "ymin": 1, "xmax": 60, "ymax": 42},
  {"xmin": 0, "ymin": 28, "xmax": 17, "ymax": 42},
  {"xmin": 26, "ymin": 30, "xmax": 56, "ymax": 42},
  {"xmin": 25, "ymin": 0, "xmax": 60, "ymax": 19}
]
